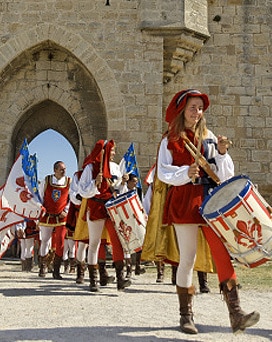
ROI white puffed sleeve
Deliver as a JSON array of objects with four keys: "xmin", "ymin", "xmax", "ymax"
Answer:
[
  {"xmin": 214, "ymin": 153, "xmax": 234, "ymax": 182},
  {"xmin": 78, "ymin": 164, "xmax": 100, "ymax": 199},
  {"xmin": 157, "ymin": 137, "xmax": 191, "ymax": 186},
  {"xmin": 69, "ymin": 173, "xmax": 82, "ymax": 205}
]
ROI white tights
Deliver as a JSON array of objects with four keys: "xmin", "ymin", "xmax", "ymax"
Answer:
[
  {"xmin": 20, "ymin": 238, "xmax": 34, "ymax": 259},
  {"xmin": 174, "ymin": 224, "xmax": 199, "ymax": 288},
  {"xmin": 63, "ymin": 239, "xmax": 76, "ymax": 260},
  {"xmin": 87, "ymin": 216, "xmax": 105, "ymax": 265},
  {"xmin": 39, "ymin": 226, "xmax": 53, "ymax": 256},
  {"xmin": 76, "ymin": 241, "xmax": 88, "ymax": 263}
]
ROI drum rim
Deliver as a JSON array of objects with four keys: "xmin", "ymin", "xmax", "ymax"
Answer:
[
  {"xmin": 199, "ymin": 174, "xmax": 251, "ymax": 218},
  {"xmin": 105, "ymin": 189, "xmax": 137, "ymax": 207}
]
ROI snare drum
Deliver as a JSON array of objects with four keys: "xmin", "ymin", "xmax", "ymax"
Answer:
[
  {"xmin": 200, "ymin": 174, "xmax": 272, "ymax": 268},
  {"xmin": 105, "ymin": 190, "xmax": 146, "ymax": 255}
]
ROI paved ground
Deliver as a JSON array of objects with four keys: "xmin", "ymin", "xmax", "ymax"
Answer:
[{"xmin": 0, "ymin": 258, "xmax": 271, "ymax": 342}]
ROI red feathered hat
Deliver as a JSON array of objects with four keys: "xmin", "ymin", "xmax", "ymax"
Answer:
[{"xmin": 165, "ymin": 89, "xmax": 210, "ymax": 124}]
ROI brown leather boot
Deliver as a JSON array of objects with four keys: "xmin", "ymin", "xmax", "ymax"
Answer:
[
  {"xmin": 114, "ymin": 260, "xmax": 131, "ymax": 291},
  {"xmin": 39, "ymin": 254, "xmax": 49, "ymax": 278},
  {"xmin": 220, "ymin": 279, "xmax": 260, "ymax": 334},
  {"xmin": 53, "ymin": 255, "xmax": 63, "ymax": 280},
  {"xmin": 125, "ymin": 257, "xmax": 132, "ymax": 278},
  {"xmin": 76, "ymin": 261, "xmax": 85, "ymax": 284},
  {"xmin": 88, "ymin": 264, "xmax": 100, "ymax": 292},
  {"xmin": 25, "ymin": 257, "xmax": 33, "ymax": 272},
  {"xmin": 171, "ymin": 265, "xmax": 177, "ymax": 285},
  {"xmin": 21, "ymin": 260, "xmax": 27, "ymax": 272},
  {"xmin": 63, "ymin": 259, "xmax": 69, "ymax": 274},
  {"xmin": 98, "ymin": 260, "xmax": 115, "ymax": 286},
  {"xmin": 69, "ymin": 258, "xmax": 76, "ymax": 273},
  {"xmin": 135, "ymin": 251, "xmax": 145, "ymax": 275},
  {"xmin": 47, "ymin": 250, "xmax": 55, "ymax": 273},
  {"xmin": 177, "ymin": 285, "xmax": 198, "ymax": 334},
  {"xmin": 197, "ymin": 271, "xmax": 210, "ymax": 293},
  {"xmin": 156, "ymin": 261, "xmax": 164, "ymax": 283}
]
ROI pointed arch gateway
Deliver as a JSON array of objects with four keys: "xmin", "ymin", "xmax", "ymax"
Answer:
[
  {"xmin": 8, "ymin": 40, "xmax": 107, "ymax": 166},
  {"xmin": 0, "ymin": 33, "xmax": 124, "ymax": 183}
]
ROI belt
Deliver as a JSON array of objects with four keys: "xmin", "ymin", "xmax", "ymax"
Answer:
[{"xmin": 44, "ymin": 213, "xmax": 61, "ymax": 218}]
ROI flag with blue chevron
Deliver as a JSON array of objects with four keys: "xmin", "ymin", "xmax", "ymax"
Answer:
[
  {"xmin": 0, "ymin": 138, "xmax": 45, "ymax": 219},
  {"xmin": 119, "ymin": 142, "xmax": 142, "ymax": 190}
]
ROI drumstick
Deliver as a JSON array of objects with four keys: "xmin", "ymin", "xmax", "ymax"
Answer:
[
  {"xmin": 184, "ymin": 137, "xmax": 221, "ymax": 185},
  {"xmin": 191, "ymin": 121, "xmax": 204, "ymax": 183},
  {"xmin": 97, "ymin": 149, "xmax": 104, "ymax": 189}
]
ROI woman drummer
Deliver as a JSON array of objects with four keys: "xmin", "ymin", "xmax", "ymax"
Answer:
[
  {"xmin": 156, "ymin": 89, "xmax": 260, "ymax": 334},
  {"xmin": 78, "ymin": 139, "xmax": 131, "ymax": 292}
]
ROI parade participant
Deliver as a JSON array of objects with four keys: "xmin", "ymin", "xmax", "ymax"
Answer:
[
  {"xmin": 78, "ymin": 140, "xmax": 131, "ymax": 291},
  {"xmin": 38, "ymin": 161, "xmax": 71, "ymax": 280},
  {"xmin": 153, "ymin": 89, "xmax": 260, "ymax": 334},
  {"xmin": 16, "ymin": 219, "xmax": 39, "ymax": 272},
  {"xmin": 68, "ymin": 169, "xmax": 115, "ymax": 286}
]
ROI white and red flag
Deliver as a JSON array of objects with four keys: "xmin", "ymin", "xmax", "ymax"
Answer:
[
  {"xmin": 0, "ymin": 188, "xmax": 24, "ymax": 258},
  {"xmin": 0, "ymin": 139, "xmax": 46, "ymax": 220}
]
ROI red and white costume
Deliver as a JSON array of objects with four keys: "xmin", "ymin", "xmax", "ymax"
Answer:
[{"xmin": 39, "ymin": 175, "xmax": 70, "ymax": 258}]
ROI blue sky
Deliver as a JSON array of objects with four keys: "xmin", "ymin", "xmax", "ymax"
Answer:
[{"xmin": 28, "ymin": 129, "xmax": 78, "ymax": 180}]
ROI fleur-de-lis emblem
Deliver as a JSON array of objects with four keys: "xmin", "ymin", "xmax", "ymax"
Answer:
[
  {"xmin": 234, "ymin": 219, "xmax": 262, "ymax": 248},
  {"xmin": 118, "ymin": 220, "xmax": 132, "ymax": 242},
  {"xmin": 15, "ymin": 177, "xmax": 33, "ymax": 203}
]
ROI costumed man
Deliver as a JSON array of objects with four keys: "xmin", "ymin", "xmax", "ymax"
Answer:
[
  {"xmin": 38, "ymin": 161, "xmax": 71, "ymax": 279},
  {"xmin": 78, "ymin": 139, "xmax": 131, "ymax": 292}
]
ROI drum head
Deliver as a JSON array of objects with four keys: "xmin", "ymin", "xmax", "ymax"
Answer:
[{"xmin": 200, "ymin": 175, "xmax": 250, "ymax": 217}]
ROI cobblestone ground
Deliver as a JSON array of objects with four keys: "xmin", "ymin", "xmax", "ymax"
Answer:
[{"xmin": 0, "ymin": 259, "xmax": 271, "ymax": 342}]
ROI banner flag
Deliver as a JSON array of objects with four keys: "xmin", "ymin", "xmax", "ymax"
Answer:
[
  {"xmin": 119, "ymin": 142, "xmax": 142, "ymax": 190},
  {"xmin": 0, "ymin": 139, "xmax": 46, "ymax": 219}
]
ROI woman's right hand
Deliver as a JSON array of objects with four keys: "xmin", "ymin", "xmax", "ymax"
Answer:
[{"xmin": 188, "ymin": 163, "xmax": 200, "ymax": 180}]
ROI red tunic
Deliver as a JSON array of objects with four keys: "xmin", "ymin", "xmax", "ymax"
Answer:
[
  {"xmin": 162, "ymin": 133, "xmax": 206, "ymax": 225},
  {"xmin": 39, "ymin": 175, "xmax": 71, "ymax": 226},
  {"xmin": 87, "ymin": 177, "xmax": 113, "ymax": 221}
]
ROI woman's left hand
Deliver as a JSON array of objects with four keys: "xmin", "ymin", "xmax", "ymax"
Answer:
[
  {"xmin": 217, "ymin": 135, "xmax": 230, "ymax": 155},
  {"xmin": 121, "ymin": 173, "xmax": 129, "ymax": 185}
]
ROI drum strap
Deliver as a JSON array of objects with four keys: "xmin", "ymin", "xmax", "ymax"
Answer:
[{"xmin": 90, "ymin": 197, "xmax": 110, "ymax": 204}]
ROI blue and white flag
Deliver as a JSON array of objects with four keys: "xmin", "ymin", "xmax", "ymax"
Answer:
[
  {"xmin": 119, "ymin": 142, "xmax": 142, "ymax": 190},
  {"xmin": 0, "ymin": 139, "xmax": 45, "ymax": 219}
]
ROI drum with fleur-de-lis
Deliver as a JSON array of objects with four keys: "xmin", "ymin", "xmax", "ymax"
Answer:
[
  {"xmin": 200, "ymin": 174, "xmax": 272, "ymax": 268},
  {"xmin": 105, "ymin": 190, "xmax": 147, "ymax": 255}
]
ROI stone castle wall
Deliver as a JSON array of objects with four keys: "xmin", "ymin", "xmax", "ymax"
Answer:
[{"xmin": 0, "ymin": 0, "xmax": 271, "ymax": 201}]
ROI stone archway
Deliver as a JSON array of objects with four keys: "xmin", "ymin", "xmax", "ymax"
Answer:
[
  {"xmin": 12, "ymin": 100, "xmax": 80, "ymax": 160},
  {"xmin": 0, "ymin": 38, "xmax": 122, "ymax": 183}
]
